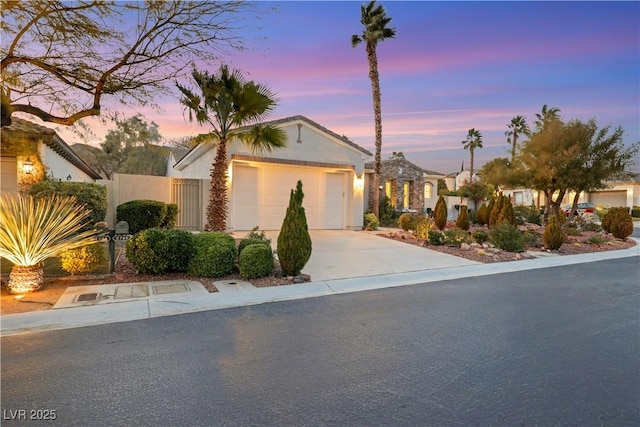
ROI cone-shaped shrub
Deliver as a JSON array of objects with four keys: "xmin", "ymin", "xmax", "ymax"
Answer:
[
  {"xmin": 476, "ymin": 202, "xmax": 488, "ymax": 225},
  {"xmin": 456, "ymin": 205, "xmax": 470, "ymax": 230},
  {"xmin": 489, "ymin": 194, "xmax": 504, "ymax": 227},
  {"xmin": 497, "ymin": 197, "xmax": 516, "ymax": 226},
  {"xmin": 543, "ymin": 216, "xmax": 565, "ymax": 250},
  {"xmin": 606, "ymin": 207, "xmax": 633, "ymax": 239},
  {"xmin": 434, "ymin": 195, "xmax": 448, "ymax": 230},
  {"xmin": 486, "ymin": 199, "xmax": 495, "ymax": 226},
  {"xmin": 277, "ymin": 180, "xmax": 312, "ymax": 276}
]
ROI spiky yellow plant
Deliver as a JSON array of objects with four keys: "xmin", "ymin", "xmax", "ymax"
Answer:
[{"xmin": 0, "ymin": 194, "xmax": 101, "ymax": 293}]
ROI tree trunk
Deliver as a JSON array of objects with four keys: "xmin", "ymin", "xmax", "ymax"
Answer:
[
  {"xmin": 206, "ymin": 139, "xmax": 229, "ymax": 231},
  {"xmin": 8, "ymin": 265, "xmax": 43, "ymax": 293},
  {"xmin": 469, "ymin": 150, "xmax": 474, "ymax": 181},
  {"xmin": 367, "ymin": 42, "xmax": 382, "ymax": 219},
  {"xmin": 567, "ymin": 192, "xmax": 581, "ymax": 224}
]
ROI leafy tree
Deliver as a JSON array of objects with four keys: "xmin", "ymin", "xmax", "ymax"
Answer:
[
  {"xmin": 177, "ymin": 65, "xmax": 287, "ymax": 231},
  {"xmin": 505, "ymin": 115, "xmax": 530, "ymax": 163},
  {"xmin": 277, "ymin": 180, "xmax": 312, "ymax": 276},
  {"xmin": 352, "ymin": 0, "xmax": 396, "ymax": 220},
  {"xmin": 461, "ymin": 128, "xmax": 483, "ymax": 180},
  {"xmin": 457, "ymin": 180, "xmax": 491, "ymax": 207},
  {"xmin": 1, "ymin": 1, "xmax": 260, "ymax": 127}
]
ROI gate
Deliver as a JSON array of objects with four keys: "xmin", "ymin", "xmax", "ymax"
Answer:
[{"xmin": 171, "ymin": 178, "xmax": 201, "ymax": 231}]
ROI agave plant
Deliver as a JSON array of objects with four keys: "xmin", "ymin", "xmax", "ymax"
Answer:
[{"xmin": 0, "ymin": 194, "xmax": 101, "ymax": 293}]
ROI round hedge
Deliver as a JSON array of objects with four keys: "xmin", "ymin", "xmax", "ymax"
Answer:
[
  {"xmin": 238, "ymin": 238, "xmax": 271, "ymax": 256},
  {"xmin": 239, "ymin": 244, "xmax": 274, "ymax": 279},
  {"xmin": 187, "ymin": 242, "xmax": 236, "ymax": 278},
  {"xmin": 125, "ymin": 228, "xmax": 195, "ymax": 274}
]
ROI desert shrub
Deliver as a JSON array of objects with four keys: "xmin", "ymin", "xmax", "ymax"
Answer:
[
  {"xmin": 60, "ymin": 243, "xmax": 107, "ymax": 275},
  {"xmin": 117, "ymin": 200, "xmax": 167, "ymax": 234},
  {"xmin": 476, "ymin": 203, "xmax": 489, "ymax": 225},
  {"xmin": 472, "ymin": 229, "xmax": 488, "ymax": 244},
  {"xmin": 443, "ymin": 228, "xmax": 472, "ymax": 246},
  {"xmin": 126, "ymin": 228, "xmax": 195, "ymax": 274},
  {"xmin": 514, "ymin": 205, "xmax": 542, "ymax": 226},
  {"xmin": 239, "ymin": 244, "xmax": 274, "ymax": 279},
  {"xmin": 277, "ymin": 180, "xmax": 312, "ymax": 276},
  {"xmin": 29, "ymin": 181, "xmax": 107, "ymax": 230},
  {"xmin": 605, "ymin": 207, "xmax": 633, "ymax": 239},
  {"xmin": 187, "ymin": 242, "xmax": 236, "ymax": 278},
  {"xmin": 364, "ymin": 212, "xmax": 379, "ymax": 230},
  {"xmin": 398, "ymin": 212, "xmax": 416, "ymax": 231},
  {"xmin": 543, "ymin": 216, "xmax": 565, "ymax": 250},
  {"xmin": 489, "ymin": 222, "xmax": 524, "ymax": 252},
  {"xmin": 415, "ymin": 215, "xmax": 434, "ymax": 239},
  {"xmin": 246, "ymin": 226, "xmax": 271, "ymax": 243},
  {"xmin": 161, "ymin": 203, "xmax": 179, "ymax": 229},
  {"xmin": 563, "ymin": 225, "xmax": 582, "ymax": 236},
  {"xmin": 587, "ymin": 234, "xmax": 607, "ymax": 245},
  {"xmin": 434, "ymin": 195, "xmax": 448, "ymax": 230},
  {"xmin": 631, "ymin": 206, "xmax": 640, "ymax": 218},
  {"xmin": 497, "ymin": 198, "xmax": 517, "ymax": 226},
  {"xmin": 489, "ymin": 195, "xmax": 504, "ymax": 227},
  {"xmin": 468, "ymin": 209, "xmax": 477, "ymax": 225},
  {"xmin": 379, "ymin": 196, "xmax": 397, "ymax": 226},
  {"xmin": 522, "ymin": 231, "xmax": 538, "ymax": 247},
  {"xmin": 579, "ymin": 220, "xmax": 602, "ymax": 232},
  {"xmin": 238, "ymin": 238, "xmax": 271, "ymax": 256},
  {"xmin": 428, "ymin": 230, "xmax": 445, "ymax": 246},
  {"xmin": 456, "ymin": 206, "xmax": 470, "ymax": 230}
]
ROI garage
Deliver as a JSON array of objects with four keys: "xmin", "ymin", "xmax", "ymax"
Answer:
[
  {"xmin": 589, "ymin": 191, "xmax": 627, "ymax": 208},
  {"xmin": 232, "ymin": 162, "xmax": 345, "ymax": 230}
]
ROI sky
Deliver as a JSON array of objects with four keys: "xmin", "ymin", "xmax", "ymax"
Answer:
[{"xmin": 56, "ymin": 1, "xmax": 640, "ymax": 175}]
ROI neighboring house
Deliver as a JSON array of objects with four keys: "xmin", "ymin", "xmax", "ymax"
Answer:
[
  {"xmin": 444, "ymin": 169, "xmax": 478, "ymax": 193},
  {"xmin": 365, "ymin": 157, "xmax": 445, "ymax": 213},
  {"xmin": 168, "ymin": 115, "xmax": 372, "ymax": 231},
  {"xmin": 1, "ymin": 118, "xmax": 102, "ymax": 194}
]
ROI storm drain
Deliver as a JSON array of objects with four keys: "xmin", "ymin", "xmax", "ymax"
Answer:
[
  {"xmin": 114, "ymin": 284, "xmax": 149, "ymax": 299},
  {"xmin": 74, "ymin": 293, "xmax": 101, "ymax": 303},
  {"xmin": 152, "ymin": 283, "xmax": 190, "ymax": 295}
]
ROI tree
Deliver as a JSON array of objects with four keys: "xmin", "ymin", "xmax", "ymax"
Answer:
[
  {"xmin": 177, "ymin": 65, "xmax": 287, "ymax": 231},
  {"xmin": 534, "ymin": 104, "xmax": 561, "ymax": 131},
  {"xmin": 505, "ymin": 115, "xmax": 530, "ymax": 163},
  {"xmin": 390, "ymin": 151, "xmax": 405, "ymax": 159},
  {"xmin": 277, "ymin": 180, "xmax": 312, "ymax": 276},
  {"xmin": 352, "ymin": 0, "xmax": 396, "ymax": 219},
  {"xmin": 461, "ymin": 128, "xmax": 483, "ymax": 180},
  {"xmin": 457, "ymin": 180, "xmax": 491, "ymax": 207},
  {"xmin": 1, "ymin": 1, "xmax": 259, "ymax": 127}
]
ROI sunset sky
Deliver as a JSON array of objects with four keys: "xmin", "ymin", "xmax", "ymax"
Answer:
[{"xmin": 61, "ymin": 1, "xmax": 640, "ymax": 175}]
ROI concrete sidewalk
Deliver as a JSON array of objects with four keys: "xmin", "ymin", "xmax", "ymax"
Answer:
[{"xmin": 2, "ymin": 235, "xmax": 638, "ymax": 337}]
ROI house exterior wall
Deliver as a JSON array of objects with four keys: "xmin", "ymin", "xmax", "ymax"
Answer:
[
  {"xmin": 38, "ymin": 143, "xmax": 95, "ymax": 182},
  {"xmin": 1, "ymin": 156, "xmax": 18, "ymax": 194}
]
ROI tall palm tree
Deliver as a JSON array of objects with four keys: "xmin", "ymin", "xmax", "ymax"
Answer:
[
  {"xmin": 461, "ymin": 128, "xmax": 483, "ymax": 181},
  {"xmin": 505, "ymin": 115, "xmax": 530, "ymax": 163},
  {"xmin": 352, "ymin": 0, "xmax": 396, "ymax": 218},
  {"xmin": 534, "ymin": 104, "xmax": 561, "ymax": 131},
  {"xmin": 177, "ymin": 65, "xmax": 287, "ymax": 231}
]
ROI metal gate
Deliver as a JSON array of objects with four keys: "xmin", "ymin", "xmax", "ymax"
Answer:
[{"xmin": 171, "ymin": 178, "xmax": 201, "ymax": 230}]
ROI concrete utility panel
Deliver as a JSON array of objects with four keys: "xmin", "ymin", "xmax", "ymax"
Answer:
[
  {"xmin": 115, "ymin": 285, "xmax": 149, "ymax": 299},
  {"xmin": 152, "ymin": 283, "xmax": 190, "ymax": 295}
]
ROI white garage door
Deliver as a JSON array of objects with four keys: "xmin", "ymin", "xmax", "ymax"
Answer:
[
  {"xmin": 232, "ymin": 164, "xmax": 344, "ymax": 230},
  {"xmin": 1, "ymin": 157, "xmax": 18, "ymax": 194},
  {"xmin": 589, "ymin": 191, "xmax": 627, "ymax": 208}
]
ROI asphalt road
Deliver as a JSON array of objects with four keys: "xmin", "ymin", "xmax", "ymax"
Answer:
[{"xmin": 2, "ymin": 257, "xmax": 639, "ymax": 427}]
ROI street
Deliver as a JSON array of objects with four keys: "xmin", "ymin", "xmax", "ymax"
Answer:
[{"xmin": 2, "ymin": 257, "xmax": 639, "ymax": 426}]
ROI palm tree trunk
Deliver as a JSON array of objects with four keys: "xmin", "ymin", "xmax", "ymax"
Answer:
[
  {"xmin": 206, "ymin": 139, "xmax": 229, "ymax": 231},
  {"xmin": 511, "ymin": 132, "xmax": 517, "ymax": 163},
  {"xmin": 8, "ymin": 265, "xmax": 43, "ymax": 293},
  {"xmin": 367, "ymin": 41, "xmax": 382, "ymax": 219},
  {"xmin": 469, "ymin": 150, "xmax": 474, "ymax": 181}
]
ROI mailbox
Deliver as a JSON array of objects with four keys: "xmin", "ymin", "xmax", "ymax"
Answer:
[{"xmin": 115, "ymin": 221, "xmax": 129, "ymax": 235}]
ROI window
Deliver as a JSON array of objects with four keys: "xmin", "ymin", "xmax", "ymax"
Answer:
[
  {"xmin": 385, "ymin": 181, "xmax": 391, "ymax": 199},
  {"xmin": 424, "ymin": 182, "xmax": 432, "ymax": 200},
  {"xmin": 403, "ymin": 182, "xmax": 410, "ymax": 209}
]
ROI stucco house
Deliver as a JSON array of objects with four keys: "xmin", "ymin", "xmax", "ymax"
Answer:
[
  {"xmin": 365, "ymin": 157, "xmax": 445, "ymax": 213},
  {"xmin": 1, "ymin": 118, "xmax": 102, "ymax": 194},
  {"xmin": 167, "ymin": 115, "xmax": 372, "ymax": 231}
]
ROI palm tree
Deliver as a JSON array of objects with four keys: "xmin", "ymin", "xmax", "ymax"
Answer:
[
  {"xmin": 505, "ymin": 115, "xmax": 530, "ymax": 163},
  {"xmin": 534, "ymin": 104, "xmax": 561, "ymax": 131},
  {"xmin": 352, "ymin": 0, "xmax": 396, "ymax": 219},
  {"xmin": 461, "ymin": 128, "xmax": 483, "ymax": 181},
  {"xmin": 177, "ymin": 65, "xmax": 287, "ymax": 231}
]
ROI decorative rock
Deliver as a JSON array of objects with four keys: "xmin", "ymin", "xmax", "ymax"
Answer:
[
  {"xmin": 514, "ymin": 253, "xmax": 522, "ymax": 260},
  {"xmin": 460, "ymin": 243, "xmax": 471, "ymax": 250}
]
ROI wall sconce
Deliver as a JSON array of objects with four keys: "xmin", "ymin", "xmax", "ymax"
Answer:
[
  {"xmin": 67, "ymin": 175, "xmax": 72, "ymax": 181},
  {"xmin": 22, "ymin": 158, "xmax": 34, "ymax": 174}
]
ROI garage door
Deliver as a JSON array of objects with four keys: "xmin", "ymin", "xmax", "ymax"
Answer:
[
  {"xmin": 232, "ymin": 164, "xmax": 344, "ymax": 230},
  {"xmin": 589, "ymin": 191, "xmax": 627, "ymax": 208},
  {"xmin": 1, "ymin": 157, "xmax": 18, "ymax": 194}
]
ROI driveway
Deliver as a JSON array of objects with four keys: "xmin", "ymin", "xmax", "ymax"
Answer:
[{"xmin": 261, "ymin": 229, "xmax": 480, "ymax": 282}]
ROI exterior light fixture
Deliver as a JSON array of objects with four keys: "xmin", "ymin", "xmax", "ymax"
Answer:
[
  {"xmin": 67, "ymin": 175, "xmax": 72, "ymax": 181},
  {"xmin": 22, "ymin": 158, "xmax": 34, "ymax": 174}
]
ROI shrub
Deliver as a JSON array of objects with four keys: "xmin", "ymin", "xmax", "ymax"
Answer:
[
  {"xmin": 476, "ymin": 203, "xmax": 489, "ymax": 225},
  {"xmin": 379, "ymin": 196, "xmax": 397, "ymax": 226},
  {"xmin": 238, "ymin": 238, "xmax": 271, "ymax": 256},
  {"xmin": 489, "ymin": 195, "xmax": 504, "ymax": 227},
  {"xmin": 472, "ymin": 230, "xmax": 488, "ymax": 244},
  {"xmin": 193, "ymin": 231, "xmax": 236, "ymax": 251},
  {"xmin": 187, "ymin": 241, "xmax": 236, "ymax": 278},
  {"xmin": 631, "ymin": 206, "xmax": 640, "ymax": 218},
  {"xmin": 117, "ymin": 200, "xmax": 167, "ymax": 234},
  {"xmin": 456, "ymin": 206, "xmax": 470, "ymax": 230},
  {"xmin": 543, "ymin": 216, "xmax": 565, "ymax": 250},
  {"xmin": 468, "ymin": 209, "xmax": 477, "ymax": 225},
  {"xmin": 239, "ymin": 244, "xmax": 274, "ymax": 279},
  {"xmin": 563, "ymin": 225, "xmax": 581, "ymax": 236},
  {"xmin": 428, "ymin": 229, "xmax": 445, "ymax": 245},
  {"xmin": 415, "ymin": 215, "xmax": 434, "ymax": 239},
  {"xmin": 364, "ymin": 212, "xmax": 379, "ymax": 230},
  {"xmin": 522, "ymin": 231, "xmax": 538, "ymax": 247},
  {"xmin": 398, "ymin": 212, "xmax": 416, "ymax": 231},
  {"xmin": 246, "ymin": 226, "xmax": 271, "ymax": 243},
  {"xmin": 163, "ymin": 229, "xmax": 196, "ymax": 272},
  {"xmin": 434, "ymin": 195, "xmax": 448, "ymax": 230},
  {"xmin": 443, "ymin": 228, "xmax": 472, "ymax": 246},
  {"xmin": 497, "ymin": 197, "xmax": 516, "ymax": 226},
  {"xmin": 60, "ymin": 243, "xmax": 107, "ymax": 275},
  {"xmin": 277, "ymin": 180, "xmax": 312, "ymax": 276},
  {"xmin": 29, "ymin": 181, "xmax": 107, "ymax": 231},
  {"xmin": 489, "ymin": 222, "xmax": 524, "ymax": 252},
  {"xmin": 161, "ymin": 203, "xmax": 179, "ymax": 228},
  {"xmin": 587, "ymin": 234, "xmax": 607, "ymax": 245},
  {"xmin": 514, "ymin": 205, "xmax": 542, "ymax": 226},
  {"xmin": 125, "ymin": 228, "xmax": 195, "ymax": 274},
  {"xmin": 606, "ymin": 207, "xmax": 633, "ymax": 239}
]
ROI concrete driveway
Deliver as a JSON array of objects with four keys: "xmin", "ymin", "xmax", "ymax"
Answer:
[{"xmin": 260, "ymin": 229, "xmax": 480, "ymax": 282}]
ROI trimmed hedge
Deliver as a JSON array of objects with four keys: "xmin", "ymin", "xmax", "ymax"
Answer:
[
  {"xmin": 125, "ymin": 228, "xmax": 195, "ymax": 274},
  {"xmin": 489, "ymin": 222, "xmax": 524, "ymax": 252},
  {"xmin": 117, "ymin": 200, "xmax": 167, "ymax": 234},
  {"xmin": 186, "ymin": 232, "xmax": 237, "ymax": 277},
  {"xmin": 238, "ymin": 238, "xmax": 270, "ymax": 256},
  {"xmin": 239, "ymin": 244, "xmax": 274, "ymax": 279}
]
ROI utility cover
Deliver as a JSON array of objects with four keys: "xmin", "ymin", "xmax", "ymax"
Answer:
[
  {"xmin": 114, "ymin": 284, "xmax": 149, "ymax": 299},
  {"xmin": 152, "ymin": 283, "xmax": 190, "ymax": 295}
]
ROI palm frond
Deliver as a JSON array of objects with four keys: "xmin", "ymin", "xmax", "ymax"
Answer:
[{"xmin": 236, "ymin": 125, "xmax": 287, "ymax": 154}]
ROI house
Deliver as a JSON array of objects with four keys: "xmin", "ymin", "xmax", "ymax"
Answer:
[
  {"xmin": 1, "ymin": 118, "xmax": 102, "ymax": 194},
  {"xmin": 167, "ymin": 115, "xmax": 372, "ymax": 231},
  {"xmin": 365, "ymin": 157, "xmax": 445, "ymax": 213}
]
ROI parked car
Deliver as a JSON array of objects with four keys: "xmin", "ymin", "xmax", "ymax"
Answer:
[{"xmin": 562, "ymin": 202, "xmax": 597, "ymax": 216}]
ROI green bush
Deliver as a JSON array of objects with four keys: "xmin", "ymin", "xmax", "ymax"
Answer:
[
  {"xmin": 468, "ymin": 209, "xmax": 477, "ymax": 225},
  {"xmin": 489, "ymin": 222, "xmax": 524, "ymax": 252},
  {"xmin": 117, "ymin": 200, "xmax": 167, "ymax": 234},
  {"xmin": 604, "ymin": 207, "xmax": 633, "ymax": 239},
  {"xmin": 443, "ymin": 228, "xmax": 472, "ymax": 246},
  {"xmin": 522, "ymin": 231, "xmax": 538, "ymax": 247},
  {"xmin": 587, "ymin": 234, "xmax": 607, "ymax": 245},
  {"xmin": 631, "ymin": 206, "xmax": 640, "ymax": 218},
  {"xmin": 543, "ymin": 216, "xmax": 565, "ymax": 250},
  {"xmin": 514, "ymin": 205, "xmax": 542, "ymax": 226},
  {"xmin": 60, "ymin": 243, "xmax": 107, "ymax": 275},
  {"xmin": 161, "ymin": 203, "xmax": 179, "ymax": 228},
  {"xmin": 434, "ymin": 195, "xmax": 448, "ymax": 230},
  {"xmin": 29, "ymin": 181, "xmax": 107, "ymax": 230},
  {"xmin": 398, "ymin": 212, "xmax": 416, "ymax": 231},
  {"xmin": 245, "ymin": 226, "xmax": 271, "ymax": 243},
  {"xmin": 163, "ymin": 229, "xmax": 196, "ymax": 272},
  {"xmin": 476, "ymin": 203, "xmax": 489, "ymax": 225},
  {"xmin": 187, "ymin": 242, "xmax": 236, "ymax": 278},
  {"xmin": 238, "ymin": 238, "xmax": 271, "ymax": 256},
  {"xmin": 277, "ymin": 180, "xmax": 312, "ymax": 276},
  {"xmin": 239, "ymin": 244, "xmax": 274, "ymax": 279},
  {"xmin": 379, "ymin": 196, "xmax": 397, "ymax": 226},
  {"xmin": 415, "ymin": 215, "xmax": 433, "ymax": 239},
  {"xmin": 472, "ymin": 230, "xmax": 488, "ymax": 244},
  {"xmin": 489, "ymin": 195, "xmax": 504, "ymax": 228},
  {"xmin": 125, "ymin": 228, "xmax": 195, "ymax": 274},
  {"xmin": 364, "ymin": 212, "xmax": 379, "ymax": 230},
  {"xmin": 428, "ymin": 229, "xmax": 445, "ymax": 246},
  {"xmin": 497, "ymin": 197, "xmax": 516, "ymax": 226},
  {"xmin": 456, "ymin": 206, "xmax": 470, "ymax": 231},
  {"xmin": 193, "ymin": 231, "xmax": 236, "ymax": 251}
]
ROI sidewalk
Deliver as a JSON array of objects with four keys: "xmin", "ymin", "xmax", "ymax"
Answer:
[{"xmin": 2, "ymin": 241, "xmax": 638, "ymax": 337}]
